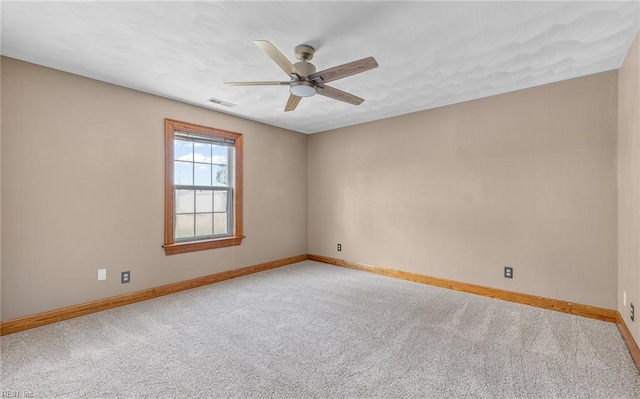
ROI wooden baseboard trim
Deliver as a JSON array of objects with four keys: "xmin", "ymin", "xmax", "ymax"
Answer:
[
  {"xmin": 616, "ymin": 312, "xmax": 640, "ymax": 371},
  {"xmin": 0, "ymin": 254, "xmax": 309, "ymax": 336},
  {"xmin": 4, "ymin": 253, "xmax": 637, "ymax": 370},
  {"xmin": 309, "ymin": 254, "xmax": 618, "ymax": 323}
]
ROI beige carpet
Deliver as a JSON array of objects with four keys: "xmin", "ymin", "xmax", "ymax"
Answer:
[{"xmin": 2, "ymin": 260, "xmax": 639, "ymax": 398}]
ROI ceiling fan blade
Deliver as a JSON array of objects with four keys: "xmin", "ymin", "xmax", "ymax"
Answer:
[
  {"xmin": 224, "ymin": 81, "xmax": 289, "ymax": 86},
  {"xmin": 316, "ymin": 85, "xmax": 364, "ymax": 106},
  {"xmin": 309, "ymin": 57, "xmax": 378, "ymax": 84},
  {"xmin": 285, "ymin": 94, "xmax": 302, "ymax": 112},
  {"xmin": 255, "ymin": 40, "xmax": 300, "ymax": 77}
]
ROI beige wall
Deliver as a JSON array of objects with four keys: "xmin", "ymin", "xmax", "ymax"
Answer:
[
  {"xmin": 0, "ymin": 52, "xmax": 629, "ymax": 321},
  {"xmin": 0, "ymin": 51, "xmax": 3, "ymax": 321},
  {"xmin": 619, "ymin": 30, "xmax": 640, "ymax": 343},
  {"xmin": 309, "ymin": 71, "xmax": 619, "ymax": 309},
  {"xmin": 0, "ymin": 57, "xmax": 308, "ymax": 320}
]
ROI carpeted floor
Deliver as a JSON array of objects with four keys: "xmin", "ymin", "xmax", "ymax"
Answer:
[{"xmin": 2, "ymin": 260, "xmax": 640, "ymax": 398}]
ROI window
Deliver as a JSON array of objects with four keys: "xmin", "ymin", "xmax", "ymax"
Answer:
[{"xmin": 163, "ymin": 119, "xmax": 243, "ymax": 255}]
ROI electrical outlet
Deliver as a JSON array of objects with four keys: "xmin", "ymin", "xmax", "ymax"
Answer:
[
  {"xmin": 121, "ymin": 271, "xmax": 130, "ymax": 284},
  {"xmin": 624, "ymin": 291, "xmax": 627, "ymax": 306},
  {"xmin": 97, "ymin": 269, "xmax": 107, "ymax": 281},
  {"xmin": 631, "ymin": 303, "xmax": 635, "ymax": 322},
  {"xmin": 337, "ymin": 243, "xmax": 342, "ymax": 252},
  {"xmin": 504, "ymin": 267, "xmax": 513, "ymax": 279}
]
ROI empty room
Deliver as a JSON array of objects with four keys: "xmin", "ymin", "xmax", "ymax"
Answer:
[{"xmin": 2, "ymin": 1, "xmax": 640, "ymax": 397}]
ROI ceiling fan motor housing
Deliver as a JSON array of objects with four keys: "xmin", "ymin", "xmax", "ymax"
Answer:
[
  {"xmin": 293, "ymin": 61, "xmax": 316, "ymax": 77},
  {"xmin": 291, "ymin": 55, "xmax": 317, "ymax": 97}
]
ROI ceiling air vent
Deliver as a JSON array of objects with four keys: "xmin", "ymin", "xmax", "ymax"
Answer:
[{"xmin": 207, "ymin": 97, "xmax": 236, "ymax": 108}]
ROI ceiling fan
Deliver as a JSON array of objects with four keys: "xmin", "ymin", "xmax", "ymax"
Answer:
[{"xmin": 225, "ymin": 40, "xmax": 378, "ymax": 112}]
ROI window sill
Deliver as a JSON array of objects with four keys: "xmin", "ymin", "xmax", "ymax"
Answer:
[{"xmin": 163, "ymin": 236, "xmax": 244, "ymax": 255}]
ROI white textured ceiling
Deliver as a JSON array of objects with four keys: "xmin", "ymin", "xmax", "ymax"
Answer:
[{"xmin": 2, "ymin": 1, "xmax": 639, "ymax": 134}]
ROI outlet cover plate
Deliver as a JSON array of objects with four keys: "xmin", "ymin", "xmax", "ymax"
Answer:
[
  {"xmin": 98, "ymin": 269, "xmax": 107, "ymax": 281},
  {"xmin": 504, "ymin": 267, "xmax": 513, "ymax": 279},
  {"xmin": 121, "ymin": 271, "xmax": 130, "ymax": 284}
]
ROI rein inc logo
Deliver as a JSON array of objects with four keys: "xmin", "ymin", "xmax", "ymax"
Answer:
[{"xmin": 1, "ymin": 391, "xmax": 34, "ymax": 398}]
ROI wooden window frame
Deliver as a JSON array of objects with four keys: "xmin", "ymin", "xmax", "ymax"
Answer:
[{"xmin": 163, "ymin": 118, "xmax": 244, "ymax": 255}]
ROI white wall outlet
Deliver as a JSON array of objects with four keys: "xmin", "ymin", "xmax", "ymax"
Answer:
[
  {"xmin": 98, "ymin": 269, "xmax": 107, "ymax": 281},
  {"xmin": 624, "ymin": 291, "xmax": 627, "ymax": 306}
]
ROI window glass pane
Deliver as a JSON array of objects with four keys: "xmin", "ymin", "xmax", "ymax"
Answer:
[
  {"xmin": 213, "ymin": 165, "xmax": 229, "ymax": 186},
  {"xmin": 174, "ymin": 140, "xmax": 193, "ymax": 161},
  {"xmin": 214, "ymin": 213, "xmax": 228, "ymax": 235},
  {"xmin": 174, "ymin": 161, "xmax": 193, "ymax": 185},
  {"xmin": 193, "ymin": 143, "xmax": 212, "ymax": 163},
  {"xmin": 195, "ymin": 190, "xmax": 213, "ymax": 213},
  {"xmin": 175, "ymin": 190, "xmax": 195, "ymax": 213},
  {"xmin": 194, "ymin": 163, "xmax": 212, "ymax": 186},
  {"xmin": 195, "ymin": 213, "xmax": 213, "ymax": 237},
  {"xmin": 175, "ymin": 214, "xmax": 195, "ymax": 239},
  {"xmin": 211, "ymin": 145, "xmax": 228, "ymax": 165},
  {"xmin": 214, "ymin": 191, "xmax": 228, "ymax": 212}
]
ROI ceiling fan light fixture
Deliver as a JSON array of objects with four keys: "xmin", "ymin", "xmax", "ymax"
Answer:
[{"xmin": 289, "ymin": 80, "xmax": 316, "ymax": 97}]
